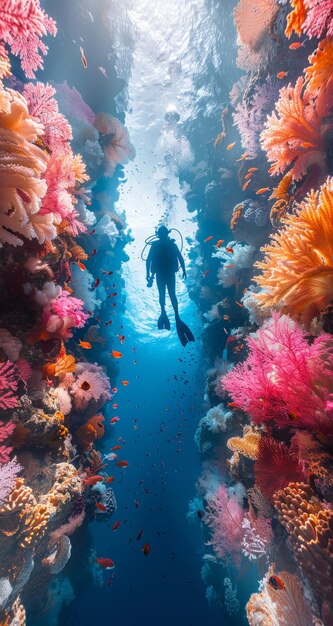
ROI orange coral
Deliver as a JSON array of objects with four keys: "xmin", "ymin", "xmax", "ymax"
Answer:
[
  {"xmin": 260, "ymin": 77, "xmax": 330, "ymax": 181},
  {"xmin": 234, "ymin": 0, "xmax": 279, "ymax": 50},
  {"xmin": 227, "ymin": 427, "xmax": 261, "ymax": 460},
  {"xmin": 254, "ymin": 177, "xmax": 333, "ymax": 321},
  {"xmin": 305, "ymin": 37, "xmax": 333, "ymax": 95},
  {"xmin": 269, "ymin": 173, "xmax": 293, "ymax": 227},
  {"xmin": 74, "ymin": 414, "xmax": 105, "ymax": 451},
  {"xmin": 43, "ymin": 352, "xmax": 76, "ymax": 379},
  {"xmin": 285, "ymin": 0, "xmax": 307, "ymax": 37}
]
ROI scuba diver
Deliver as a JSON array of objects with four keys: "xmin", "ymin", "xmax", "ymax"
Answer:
[{"xmin": 144, "ymin": 225, "xmax": 195, "ymax": 347}]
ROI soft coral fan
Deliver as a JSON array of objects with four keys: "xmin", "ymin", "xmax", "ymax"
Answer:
[
  {"xmin": 304, "ymin": 37, "xmax": 333, "ymax": 95},
  {"xmin": 253, "ymin": 177, "xmax": 333, "ymax": 321},
  {"xmin": 0, "ymin": 361, "xmax": 19, "ymax": 410},
  {"xmin": 204, "ymin": 484, "xmax": 244, "ymax": 565},
  {"xmin": 0, "ymin": 85, "xmax": 57, "ymax": 246},
  {"xmin": 286, "ymin": 0, "xmax": 333, "ymax": 39},
  {"xmin": 23, "ymin": 83, "xmax": 72, "ymax": 153},
  {"xmin": 0, "ymin": 0, "xmax": 56, "ymax": 78},
  {"xmin": 94, "ymin": 113, "xmax": 135, "ymax": 176},
  {"xmin": 222, "ymin": 313, "xmax": 333, "ymax": 434},
  {"xmin": 234, "ymin": 0, "xmax": 279, "ymax": 49},
  {"xmin": 260, "ymin": 77, "xmax": 333, "ymax": 182}
]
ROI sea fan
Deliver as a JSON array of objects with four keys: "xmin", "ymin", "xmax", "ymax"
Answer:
[
  {"xmin": 305, "ymin": 37, "xmax": 333, "ymax": 95},
  {"xmin": 234, "ymin": 0, "xmax": 279, "ymax": 50},
  {"xmin": 303, "ymin": 0, "xmax": 333, "ymax": 39},
  {"xmin": 253, "ymin": 177, "xmax": 333, "ymax": 321},
  {"xmin": 94, "ymin": 113, "xmax": 135, "ymax": 176},
  {"xmin": 0, "ymin": 361, "xmax": 19, "ymax": 410},
  {"xmin": 204, "ymin": 484, "xmax": 244, "ymax": 565},
  {"xmin": 222, "ymin": 313, "xmax": 333, "ymax": 433},
  {"xmin": 254, "ymin": 437, "xmax": 304, "ymax": 500},
  {"xmin": 260, "ymin": 77, "xmax": 332, "ymax": 181},
  {"xmin": 241, "ymin": 511, "xmax": 272, "ymax": 560},
  {"xmin": 0, "ymin": 0, "xmax": 56, "ymax": 78},
  {"xmin": 23, "ymin": 82, "xmax": 72, "ymax": 152}
]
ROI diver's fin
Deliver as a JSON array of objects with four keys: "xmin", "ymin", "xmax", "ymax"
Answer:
[
  {"xmin": 176, "ymin": 317, "xmax": 195, "ymax": 347},
  {"xmin": 157, "ymin": 311, "xmax": 171, "ymax": 330}
]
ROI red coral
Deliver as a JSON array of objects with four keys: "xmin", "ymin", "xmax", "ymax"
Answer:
[
  {"xmin": 0, "ymin": 361, "xmax": 19, "ymax": 410},
  {"xmin": 0, "ymin": 420, "xmax": 15, "ymax": 464},
  {"xmin": 254, "ymin": 437, "xmax": 304, "ymax": 500},
  {"xmin": 0, "ymin": 0, "xmax": 56, "ymax": 78},
  {"xmin": 23, "ymin": 83, "xmax": 72, "ymax": 152}
]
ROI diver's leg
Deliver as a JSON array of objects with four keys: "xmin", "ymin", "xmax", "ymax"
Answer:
[
  {"xmin": 156, "ymin": 274, "xmax": 166, "ymax": 312},
  {"xmin": 167, "ymin": 274, "xmax": 179, "ymax": 316}
]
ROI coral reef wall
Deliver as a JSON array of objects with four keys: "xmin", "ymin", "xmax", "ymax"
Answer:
[
  {"xmin": 189, "ymin": 0, "xmax": 333, "ymax": 623},
  {"xmin": 0, "ymin": 2, "xmax": 134, "ymax": 623}
]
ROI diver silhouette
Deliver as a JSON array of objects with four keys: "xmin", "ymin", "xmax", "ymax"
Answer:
[{"xmin": 145, "ymin": 225, "xmax": 195, "ymax": 347}]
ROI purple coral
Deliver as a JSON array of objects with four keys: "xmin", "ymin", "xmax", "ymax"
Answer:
[
  {"xmin": 204, "ymin": 484, "xmax": 244, "ymax": 565},
  {"xmin": 70, "ymin": 362, "xmax": 111, "ymax": 410},
  {"xmin": 0, "ymin": 361, "xmax": 19, "ymax": 410}
]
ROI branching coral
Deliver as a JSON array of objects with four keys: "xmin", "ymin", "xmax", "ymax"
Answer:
[
  {"xmin": 286, "ymin": 0, "xmax": 333, "ymax": 39},
  {"xmin": 222, "ymin": 313, "xmax": 333, "ymax": 433},
  {"xmin": 23, "ymin": 83, "xmax": 72, "ymax": 153},
  {"xmin": 204, "ymin": 484, "xmax": 244, "ymax": 565},
  {"xmin": 274, "ymin": 482, "xmax": 333, "ymax": 622},
  {"xmin": 247, "ymin": 566, "xmax": 316, "ymax": 625},
  {"xmin": 253, "ymin": 177, "xmax": 333, "ymax": 321},
  {"xmin": 260, "ymin": 77, "xmax": 333, "ymax": 181},
  {"xmin": 241, "ymin": 510, "xmax": 272, "ymax": 560},
  {"xmin": 0, "ymin": 361, "xmax": 19, "ymax": 410},
  {"xmin": 0, "ymin": 0, "xmax": 56, "ymax": 78},
  {"xmin": 0, "ymin": 421, "xmax": 15, "ymax": 464}
]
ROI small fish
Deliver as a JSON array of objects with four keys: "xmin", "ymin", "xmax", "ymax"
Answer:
[
  {"xmin": 96, "ymin": 557, "xmax": 115, "ymax": 570},
  {"xmin": 95, "ymin": 502, "xmax": 107, "ymax": 512},
  {"xmin": 111, "ymin": 351, "xmax": 122, "ymax": 358},
  {"xmin": 248, "ymin": 167, "xmax": 259, "ymax": 173},
  {"xmin": 110, "ymin": 417, "xmax": 120, "ymax": 425},
  {"xmin": 104, "ymin": 476, "xmax": 115, "ymax": 484},
  {"xmin": 215, "ymin": 239, "xmax": 224, "ymax": 248},
  {"xmin": 235, "ymin": 301, "xmax": 244, "ymax": 308},
  {"xmin": 142, "ymin": 543, "xmax": 150, "ymax": 556},
  {"xmin": 256, "ymin": 187, "xmax": 270, "ymax": 195},
  {"xmin": 136, "ymin": 528, "xmax": 144, "ymax": 541},
  {"xmin": 300, "ymin": 141, "xmax": 315, "ymax": 149},
  {"xmin": 103, "ymin": 270, "xmax": 113, "ymax": 275},
  {"xmin": 116, "ymin": 460, "xmax": 129, "ymax": 468},
  {"xmin": 89, "ymin": 249, "xmax": 97, "ymax": 258},
  {"xmin": 84, "ymin": 475, "xmax": 104, "ymax": 486},
  {"xmin": 80, "ymin": 381, "xmax": 90, "ymax": 391},
  {"xmin": 223, "ymin": 327, "xmax": 229, "ymax": 335},
  {"xmin": 269, "ymin": 576, "xmax": 285, "ymax": 591},
  {"xmin": 93, "ymin": 278, "xmax": 100, "ymax": 289},
  {"xmin": 112, "ymin": 521, "xmax": 121, "ymax": 531},
  {"xmin": 204, "ymin": 236, "xmax": 214, "ymax": 243},
  {"xmin": 104, "ymin": 453, "xmax": 118, "ymax": 461},
  {"xmin": 224, "ymin": 264, "xmax": 236, "ymax": 268},
  {"xmin": 277, "ymin": 71, "xmax": 288, "ymax": 79},
  {"xmin": 226, "ymin": 142, "xmax": 236, "ymax": 150},
  {"xmin": 236, "ymin": 151, "xmax": 250, "ymax": 161},
  {"xmin": 242, "ymin": 179, "xmax": 251, "ymax": 191},
  {"xmin": 111, "ymin": 445, "xmax": 122, "ymax": 451},
  {"xmin": 223, "ymin": 314, "xmax": 230, "ymax": 321},
  {"xmin": 135, "ymin": 499, "xmax": 140, "ymax": 508},
  {"xmin": 112, "ymin": 387, "xmax": 118, "ymax": 393},
  {"xmin": 202, "ymin": 270, "xmax": 210, "ymax": 277},
  {"xmin": 77, "ymin": 261, "xmax": 86, "ymax": 271},
  {"xmin": 244, "ymin": 172, "xmax": 253, "ymax": 180},
  {"xmin": 98, "ymin": 66, "xmax": 109, "ymax": 79},
  {"xmin": 227, "ymin": 401, "xmax": 238, "ymax": 408},
  {"xmin": 121, "ymin": 380, "xmax": 129, "ymax": 386},
  {"xmin": 80, "ymin": 46, "xmax": 88, "ymax": 68},
  {"xmin": 225, "ymin": 247, "xmax": 234, "ymax": 253},
  {"xmin": 289, "ymin": 41, "xmax": 304, "ymax": 50},
  {"xmin": 89, "ymin": 229, "xmax": 96, "ymax": 235},
  {"xmin": 226, "ymin": 335, "xmax": 237, "ymax": 344},
  {"xmin": 117, "ymin": 334, "xmax": 126, "ymax": 343},
  {"xmin": 112, "ymin": 403, "xmax": 118, "ymax": 409},
  {"xmin": 78, "ymin": 340, "xmax": 92, "ymax": 349}
]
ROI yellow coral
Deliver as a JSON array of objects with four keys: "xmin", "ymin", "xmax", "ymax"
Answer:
[
  {"xmin": 254, "ymin": 176, "xmax": 333, "ymax": 322},
  {"xmin": 227, "ymin": 428, "xmax": 261, "ymax": 460},
  {"xmin": 285, "ymin": 0, "xmax": 307, "ymax": 38}
]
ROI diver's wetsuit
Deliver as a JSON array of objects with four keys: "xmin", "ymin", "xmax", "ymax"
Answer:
[{"xmin": 147, "ymin": 238, "xmax": 184, "ymax": 316}]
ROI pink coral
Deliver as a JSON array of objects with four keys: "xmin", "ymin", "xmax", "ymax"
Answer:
[
  {"xmin": 94, "ymin": 113, "xmax": 135, "ymax": 176},
  {"xmin": 204, "ymin": 484, "xmax": 244, "ymax": 565},
  {"xmin": 0, "ymin": 0, "xmax": 56, "ymax": 78},
  {"xmin": 44, "ymin": 290, "xmax": 89, "ymax": 339},
  {"xmin": 0, "ymin": 420, "xmax": 15, "ymax": 464},
  {"xmin": 54, "ymin": 81, "xmax": 95, "ymax": 125},
  {"xmin": 303, "ymin": 0, "xmax": 333, "ymax": 38},
  {"xmin": 23, "ymin": 82, "xmax": 72, "ymax": 152},
  {"xmin": 241, "ymin": 507, "xmax": 273, "ymax": 560},
  {"xmin": 69, "ymin": 362, "xmax": 111, "ymax": 410},
  {"xmin": 234, "ymin": 0, "xmax": 279, "ymax": 50},
  {"xmin": 0, "ymin": 457, "xmax": 22, "ymax": 504},
  {"xmin": 222, "ymin": 313, "xmax": 333, "ymax": 434},
  {"xmin": 0, "ymin": 361, "xmax": 19, "ymax": 410}
]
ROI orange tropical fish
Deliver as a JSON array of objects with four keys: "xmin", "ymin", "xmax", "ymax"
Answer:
[
  {"xmin": 289, "ymin": 41, "xmax": 303, "ymax": 50},
  {"xmin": 244, "ymin": 172, "xmax": 253, "ymax": 180},
  {"xmin": 93, "ymin": 278, "xmax": 100, "ymax": 289},
  {"xmin": 224, "ymin": 264, "xmax": 236, "ymax": 268},
  {"xmin": 142, "ymin": 543, "xmax": 150, "ymax": 556},
  {"xmin": 116, "ymin": 460, "xmax": 128, "ymax": 468},
  {"xmin": 78, "ymin": 340, "xmax": 92, "ymax": 349},
  {"xmin": 84, "ymin": 475, "xmax": 103, "ymax": 486},
  {"xmin": 227, "ymin": 401, "xmax": 238, "ymax": 408},
  {"xmin": 227, "ymin": 142, "xmax": 236, "ymax": 150},
  {"xmin": 112, "ymin": 403, "xmax": 118, "ymax": 409},
  {"xmin": 112, "ymin": 387, "xmax": 118, "ymax": 393},
  {"xmin": 235, "ymin": 301, "xmax": 244, "ymax": 308},
  {"xmin": 80, "ymin": 46, "xmax": 88, "ymax": 68},
  {"xmin": 95, "ymin": 502, "xmax": 107, "ymax": 512},
  {"xmin": 300, "ymin": 141, "xmax": 315, "ymax": 149},
  {"xmin": 225, "ymin": 247, "xmax": 234, "ymax": 253},
  {"xmin": 204, "ymin": 236, "xmax": 213, "ymax": 243},
  {"xmin": 248, "ymin": 167, "xmax": 258, "ymax": 173},
  {"xmin": 110, "ymin": 417, "xmax": 120, "ymax": 424},
  {"xmin": 96, "ymin": 557, "xmax": 115, "ymax": 570},
  {"xmin": 77, "ymin": 261, "xmax": 86, "ymax": 271},
  {"xmin": 223, "ymin": 314, "xmax": 230, "ymax": 321},
  {"xmin": 269, "ymin": 575, "xmax": 285, "ymax": 591},
  {"xmin": 236, "ymin": 151, "xmax": 250, "ymax": 161},
  {"xmin": 121, "ymin": 380, "xmax": 129, "ymax": 386},
  {"xmin": 256, "ymin": 187, "xmax": 270, "ymax": 195},
  {"xmin": 112, "ymin": 521, "xmax": 121, "ymax": 531},
  {"xmin": 215, "ymin": 239, "xmax": 224, "ymax": 248},
  {"xmin": 111, "ymin": 350, "xmax": 122, "ymax": 358},
  {"xmin": 111, "ymin": 445, "xmax": 122, "ymax": 451},
  {"xmin": 104, "ymin": 476, "xmax": 115, "ymax": 484},
  {"xmin": 277, "ymin": 71, "xmax": 288, "ymax": 79},
  {"xmin": 242, "ymin": 179, "xmax": 251, "ymax": 191}
]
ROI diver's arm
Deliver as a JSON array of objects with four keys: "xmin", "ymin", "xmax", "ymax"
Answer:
[{"xmin": 177, "ymin": 249, "xmax": 187, "ymax": 279}]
